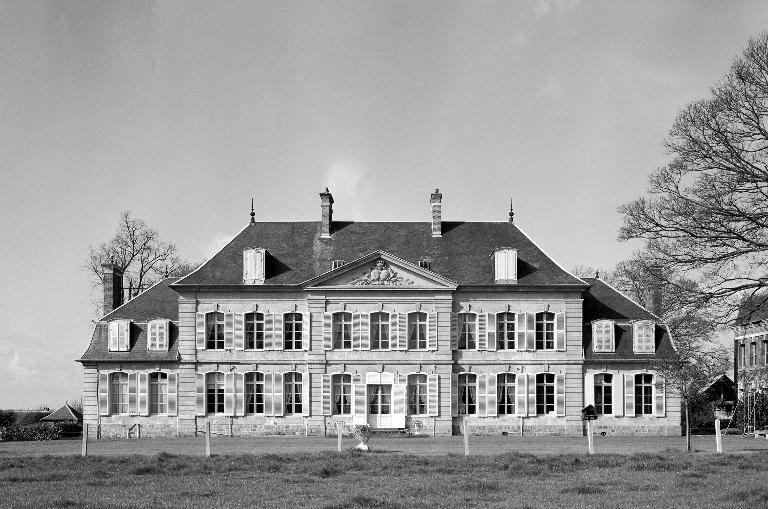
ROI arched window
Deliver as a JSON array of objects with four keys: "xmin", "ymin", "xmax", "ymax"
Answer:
[
  {"xmin": 408, "ymin": 312, "xmax": 428, "ymax": 350},
  {"xmin": 245, "ymin": 372, "xmax": 264, "ymax": 414},
  {"xmin": 284, "ymin": 372, "xmax": 303, "ymax": 414},
  {"xmin": 496, "ymin": 313, "xmax": 515, "ymax": 350},
  {"xmin": 458, "ymin": 373, "xmax": 477, "ymax": 415},
  {"xmin": 634, "ymin": 374, "xmax": 654, "ymax": 415},
  {"xmin": 244, "ymin": 313, "xmax": 264, "ymax": 350},
  {"xmin": 633, "ymin": 321, "xmax": 655, "ymax": 353},
  {"xmin": 594, "ymin": 373, "xmax": 612, "ymax": 415},
  {"xmin": 284, "ymin": 313, "xmax": 303, "ymax": 350},
  {"xmin": 206, "ymin": 312, "xmax": 225, "ymax": 350},
  {"xmin": 109, "ymin": 372, "xmax": 128, "ymax": 415},
  {"xmin": 332, "ymin": 312, "xmax": 352, "ymax": 349},
  {"xmin": 458, "ymin": 313, "xmax": 477, "ymax": 350},
  {"xmin": 370, "ymin": 312, "xmax": 390, "ymax": 350},
  {"xmin": 332, "ymin": 374, "xmax": 352, "ymax": 415},
  {"xmin": 408, "ymin": 374, "xmax": 428, "ymax": 415},
  {"xmin": 497, "ymin": 373, "xmax": 516, "ymax": 414},
  {"xmin": 206, "ymin": 372, "xmax": 225, "ymax": 414},
  {"xmin": 535, "ymin": 313, "xmax": 555, "ymax": 350},
  {"xmin": 149, "ymin": 372, "xmax": 168, "ymax": 414},
  {"xmin": 592, "ymin": 320, "xmax": 614, "ymax": 352},
  {"xmin": 535, "ymin": 373, "xmax": 555, "ymax": 415}
]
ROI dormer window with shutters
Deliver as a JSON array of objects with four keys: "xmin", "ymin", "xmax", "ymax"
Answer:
[
  {"xmin": 147, "ymin": 319, "xmax": 169, "ymax": 351},
  {"xmin": 633, "ymin": 320, "xmax": 655, "ymax": 353},
  {"xmin": 108, "ymin": 320, "xmax": 130, "ymax": 352},
  {"xmin": 592, "ymin": 320, "xmax": 615, "ymax": 353},
  {"xmin": 243, "ymin": 247, "xmax": 266, "ymax": 285},
  {"xmin": 494, "ymin": 248, "xmax": 517, "ymax": 284}
]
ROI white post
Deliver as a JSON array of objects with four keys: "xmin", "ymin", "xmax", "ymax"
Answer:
[
  {"xmin": 337, "ymin": 421, "xmax": 343, "ymax": 452},
  {"xmin": 587, "ymin": 420, "xmax": 594, "ymax": 455},
  {"xmin": 81, "ymin": 423, "xmax": 88, "ymax": 458},
  {"xmin": 463, "ymin": 420, "xmax": 470, "ymax": 456},
  {"xmin": 715, "ymin": 418, "xmax": 722, "ymax": 454},
  {"xmin": 205, "ymin": 422, "xmax": 211, "ymax": 458},
  {"xmin": 305, "ymin": 419, "xmax": 309, "ymax": 437}
]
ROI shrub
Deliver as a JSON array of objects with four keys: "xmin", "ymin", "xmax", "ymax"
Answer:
[
  {"xmin": 0, "ymin": 423, "xmax": 62, "ymax": 441},
  {"xmin": 0, "ymin": 410, "xmax": 15, "ymax": 427}
]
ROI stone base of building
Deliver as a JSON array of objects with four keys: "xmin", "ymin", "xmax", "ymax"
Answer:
[{"xmin": 586, "ymin": 423, "xmax": 681, "ymax": 436}]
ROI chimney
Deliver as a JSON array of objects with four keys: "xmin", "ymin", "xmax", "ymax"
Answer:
[
  {"xmin": 320, "ymin": 188, "xmax": 334, "ymax": 238},
  {"xmin": 431, "ymin": 189, "xmax": 442, "ymax": 237},
  {"xmin": 102, "ymin": 263, "xmax": 124, "ymax": 315},
  {"xmin": 647, "ymin": 264, "xmax": 664, "ymax": 316}
]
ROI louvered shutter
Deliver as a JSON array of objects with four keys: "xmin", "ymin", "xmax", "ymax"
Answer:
[
  {"xmin": 224, "ymin": 312, "xmax": 235, "ymax": 349},
  {"xmin": 273, "ymin": 314, "xmax": 284, "ymax": 350},
  {"xmin": 478, "ymin": 314, "xmax": 487, "ymax": 350},
  {"xmin": 526, "ymin": 313, "xmax": 536, "ymax": 350},
  {"xmin": 120, "ymin": 321, "xmax": 131, "ymax": 351},
  {"xmin": 234, "ymin": 313, "xmax": 245, "ymax": 350},
  {"xmin": 398, "ymin": 313, "xmax": 407, "ymax": 350},
  {"xmin": 527, "ymin": 374, "xmax": 537, "ymax": 416},
  {"xmin": 625, "ymin": 375, "xmax": 635, "ymax": 417},
  {"xmin": 128, "ymin": 373, "xmax": 138, "ymax": 415},
  {"xmin": 451, "ymin": 373, "xmax": 458, "ymax": 416},
  {"xmin": 322, "ymin": 374, "xmax": 332, "ymax": 415},
  {"xmin": 234, "ymin": 372, "xmax": 244, "ymax": 416},
  {"xmin": 323, "ymin": 313, "xmax": 333, "ymax": 350},
  {"xmin": 555, "ymin": 312, "xmax": 566, "ymax": 351},
  {"xmin": 273, "ymin": 372, "xmax": 284, "ymax": 416},
  {"xmin": 427, "ymin": 313, "xmax": 437, "ymax": 350},
  {"xmin": 427, "ymin": 374, "xmax": 439, "ymax": 416},
  {"xmin": 613, "ymin": 374, "xmax": 624, "ymax": 417},
  {"xmin": 196, "ymin": 313, "xmax": 206, "ymax": 350},
  {"xmin": 302, "ymin": 313, "xmax": 311, "ymax": 351},
  {"xmin": 487, "ymin": 313, "xmax": 497, "ymax": 351},
  {"xmin": 108, "ymin": 322, "xmax": 119, "ymax": 351},
  {"xmin": 584, "ymin": 373, "xmax": 595, "ymax": 407},
  {"xmin": 487, "ymin": 374, "xmax": 498, "ymax": 417},
  {"xmin": 516, "ymin": 373, "xmax": 527, "ymax": 416},
  {"xmin": 450, "ymin": 313, "xmax": 458, "ymax": 350},
  {"xmin": 264, "ymin": 373, "xmax": 274, "ymax": 416},
  {"xmin": 196, "ymin": 372, "xmax": 206, "ymax": 416},
  {"xmin": 393, "ymin": 384, "xmax": 406, "ymax": 428},
  {"xmin": 138, "ymin": 373, "xmax": 149, "ymax": 416},
  {"xmin": 516, "ymin": 313, "xmax": 526, "ymax": 351},
  {"xmin": 302, "ymin": 373, "xmax": 311, "ymax": 416},
  {"xmin": 556, "ymin": 374, "xmax": 566, "ymax": 416},
  {"xmin": 654, "ymin": 375, "xmax": 666, "ymax": 417},
  {"xmin": 224, "ymin": 372, "xmax": 235, "ymax": 416},
  {"xmin": 353, "ymin": 374, "xmax": 366, "ymax": 424},
  {"xmin": 352, "ymin": 313, "xmax": 362, "ymax": 350},
  {"xmin": 361, "ymin": 313, "xmax": 370, "ymax": 350},
  {"xmin": 264, "ymin": 314, "xmax": 274, "ymax": 350},
  {"xmin": 167, "ymin": 372, "xmax": 178, "ymax": 416},
  {"xmin": 389, "ymin": 313, "xmax": 399, "ymax": 350},
  {"xmin": 98, "ymin": 372, "xmax": 109, "ymax": 416},
  {"xmin": 478, "ymin": 373, "xmax": 487, "ymax": 415}
]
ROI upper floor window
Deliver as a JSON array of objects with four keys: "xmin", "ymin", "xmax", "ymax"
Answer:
[
  {"xmin": 458, "ymin": 313, "xmax": 477, "ymax": 350},
  {"xmin": 284, "ymin": 372, "xmax": 303, "ymax": 415},
  {"xmin": 594, "ymin": 373, "xmax": 612, "ymax": 415},
  {"xmin": 535, "ymin": 313, "xmax": 555, "ymax": 350},
  {"xmin": 408, "ymin": 312, "xmax": 428, "ymax": 350},
  {"xmin": 332, "ymin": 312, "xmax": 352, "ymax": 349},
  {"xmin": 243, "ymin": 247, "xmax": 265, "ymax": 285},
  {"xmin": 497, "ymin": 373, "xmax": 516, "ymax": 415},
  {"xmin": 634, "ymin": 374, "xmax": 654, "ymax": 415},
  {"xmin": 494, "ymin": 248, "xmax": 517, "ymax": 283},
  {"xmin": 535, "ymin": 373, "xmax": 555, "ymax": 415},
  {"xmin": 206, "ymin": 312, "xmax": 225, "ymax": 350},
  {"xmin": 740, "ymin": 343, "xmax": 746, "ymax": 368},
  {"xmin": 332, "ymin": 374, "xmax": 352, "ymax": 415},
  {"xmin": 751, "ymin": 342, "xmax": 757, "ymax": 367},
  {"xmin": 283, "ymin": 313, "xmax": 303, "ymax": 350},
  {"xmin": 245, "ymin": 372, "xmax": 265, "ymax": 414},
  {"xmin": 370, "ymin": 312, "xmax": 390, "ymax": 350},
  {"xmin": 109, "ymin": 372, "xmax": 128, "ymax": 414},
  {"xmin": 149, "ymin": 372, "xmax": 168, "ymax": 415},
  {"xmin": 633, "ymin": 321, "xmax": 655, "ymax": 353},
  {"xmin": 245, "ymin": 312, "xmax": 264, "ymax": 350},
  {"xmin": 147, "ymin": 320, "xmax": 168, "ymax": 351},
  {"xmin": 407, "ymin": 374, "xmax": 428, "ymax": 415},
  {"xmin": 108, "ymin": 320, "xmax": 130, "ymax": 352},
  {"xmin": 496, "ymin": 313, "xmax": 516, "ymax": 350},
  {"xmin": 206, "ymin": 372, "xmax": 224, "ymax": 414},
  {"xmin": 331, "ymin": 260, "xmax": 345, "ymax": 270},
  {"xmin": 417, "ymin": 259, "xmax": 431, "ymax": 270},
  {"xmin": 458, "ymin": 373, "xmax": 477, "ymax": 415},
  {"xmin": 592, "ymin": 321, "xmax": 614, "ymax": 352}
]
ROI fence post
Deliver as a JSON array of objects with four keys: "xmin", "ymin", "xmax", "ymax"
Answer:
[
  {"xmin": 463, "ymin": 420, "xmax": 470, "ymax": 456},
  {"xmin": 587, "ymin": 419, "xmax": 594, "ymax": 455},
  {"xmin": 81, "ymin": 423, "xmax": 88, "ymax": 457},
  {"xmin": 337, "ymin": 421, "xmax": 343, "ymax": 452},
  {"xmin": 205, "ymin": 422, "xmax": 211, "ymax": 458},
  {"xmin": 715, "ymin": 418, "xmax": 723, "ymax": 454}
]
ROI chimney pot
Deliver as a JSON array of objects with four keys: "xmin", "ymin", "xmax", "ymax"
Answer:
[
  {"xmin": 647, "ymin": 265, "xmax": 664, "ymax": 316},
  {"xmin": 430, "ymin": 189, "xmax": 442, "ymax": 237},
  {"xmin": 320, "ymin": 188, "xmax": 334, "ymax": 238}
]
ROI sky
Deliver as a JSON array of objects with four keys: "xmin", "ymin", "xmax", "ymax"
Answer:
[{"xmin": 1, "ymin": 0, "xmax": 767, "ymax": 409}]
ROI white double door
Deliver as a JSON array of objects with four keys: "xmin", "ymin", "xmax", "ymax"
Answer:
[{"xmin": 367, "ymin": 384, "xmax": 393, "ymax": 428}]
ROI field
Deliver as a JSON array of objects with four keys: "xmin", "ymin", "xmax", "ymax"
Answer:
[{"xmin": 2, "ymin": 435, "xmax": 768, "ymax": 508}]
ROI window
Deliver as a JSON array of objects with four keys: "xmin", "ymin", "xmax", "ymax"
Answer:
[
  {"xmin": 245, "ymin": 313, "xmax": 264, "ymax": 350},
  {"xmin": 496, "ymin": 313, "xmax": 515, "ymax": 350},
  {"xmin": 497, "ymin": 373, "xmax": 516, "ymax": 415},
  {"xmin": 149, "ymin": 372, "xmax": 168, "ymax": 414},
  {"xmin": 109, "ymin": 372, "xmax": 128, "ymax": 414},
  {"xmin": 369, "ymin": 385, "xmax": 391, "ymax": 414},
  {"xmin": 740, "ymin": 343, "xmax": 746, "ymax": 368},
  {"xmin": 592, "ymin": 321, "xmax": 614, "ymax": 352},
  {"xmin": 243, "ymin": 247, "xmax": 265, "ymax": 285},
  {"xmin": 458, "ymin": 373, "xmax": 477, "ymax": 415},
  {"xmin": 206, "ymin": 372, "xmax": 225, "ymax": 414},
  {"xmin": 147, "ymin": 320, "xmax": 168, "ymax": 351},
  {"xmin": 331, "ymin": 259, "xmax": 345, "ymax": 270},
  {"xmin": 494, "ymin": 248, "xmax": 517, "ymax": 282},
  {"xmin": 408, "ymin": 312, "xmax": 428, "ymax": 350},
  {"xmin": 108, "ymin": 320, "xmax": 130, "ymax": 352},
  {"xmin": 206, "ymin": 312, "xmax": 225, "ymax": 350},
  {"xmin": 245, "ymin": 372, "xmax": 264, "ymax": 414},
  {"xmin": 535, "ymin": 373, "xmax": 555, "ymax": 415},
  {"xmin": 633, "ymin": 321, "xmax": 655, "ymax": 353},
  {"xmin": 535, "ymin": 313, "xmax": 555, "ymax": 350},
  {"xmin": 332, "ymin": 312, "xmax": 352, "ymax": 349},
  {"xmin": 458, "ymin": 313, "xmax": 477, "ymax": 350},
  {"xmin": 751, "ymin": 342, "xmax": 757, "ymax": 367},
  {"xmin": 284, "ymin": 313, "xmax": 303, "ymax": 350},
  {"xmin": 634, "ymin": 374, "xmax": 654, "ymax": 415},
  {"xmin": 408, "ymin": 374, "xmax": 428, "ymax": 415},
  {"xmin": 418, "ymin": 259, "xmax": 431, "ymax": 270},
  {"xmin": 332, "ymin": 374, "xmax": 352, "ymax": 415},
  {"xmin": 284, "ymin": 372, "xmax": 303, "ymax": 414},
  {"xmin": 370, "ymin": 312, "xmax": 390, "ymax": 350},
  {"xmin": 594, "ymin": 373, "xmax": 612, "ymax": 415}
]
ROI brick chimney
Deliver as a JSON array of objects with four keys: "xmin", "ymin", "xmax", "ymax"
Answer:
[
  {"xmin": 647, "ymin": 264, "xmax": 664, "ymax": 317},
  {"xmin": 102, "ymin": 263, "xmax": 124, "ymax": 315},
  {"xmin": 320, "ymin": 188, "xmax": 334, "ymax": 238},
  {"xmin": 431, "ymin": 189, "xmax": 442, "ymax": 237}
]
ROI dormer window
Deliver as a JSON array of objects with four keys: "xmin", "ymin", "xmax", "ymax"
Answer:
[
  {"xmin": 243, "ymin": 248, "xmax": 265, "ymax": 285},
  {"xmin": 418, "ymin": 259, "xmax": 431, "ymax": 270},
  {"xmin": 331, "ymin": 259, "xmax": 345, "ymax": 270},
  {"xmin": 108, "ymin": 320, "xmax": 130, "ymax": 352},
  {"xmin": 494, "ymin": 248, "xmax": 517, "ymax": 283},
  {"xmin": 592, "ymin": 320, "xmax": 615, "ymax": 352},
  {"xmin": 633, "ymin": 320, "xmax": 655, "ymax": 353},
  {"xmin": 147, "ymin": 319, "xmax": 169, "ymax": 351}
]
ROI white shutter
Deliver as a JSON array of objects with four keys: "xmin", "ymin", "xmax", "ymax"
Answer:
[
  {"xmin": 273, "ymin": 373, "xmax": 284, "ymax": 416},
  {"xmin": 352, "ymin": 313, "xmax": 362, "ymax": 350},
  {"xmin": 234, "ymin": 313, "xmax": 245, "ymax": 350},
  {"xmin": 427, "ymin": 374, "xmax": 439, "ymax": 416},
  {"xmin": 323, "ymin": 313, "xmax": 333, "ymax": 350},
  {"xmin": 235, "ymin": 372, "xmax": 245, "ymax": 416},
  {"xmin": 302, "ymin": 313, "xmax": 311, "ymax": 351},
  {"xmin": 195, "ymin": 372, "xmax": 206, "ymax": 416},
  {"xmin": 584, "ymin": 373, "xmax": 595, "ymax": 407},
  {"xmin": 392, "ymin": 384, "xmax": 406, "ymax": 428},
  {"xmin": 353, "ymin": 374, "xmax": 366, "ymax": 425},
  {"xmin": 555, "ymin": 312, "xmax": 566, "ymax": 351},
  {"xmin": 273, "ymin": 314, "xmax": 284, "ymax": 350},
  {"xmin": 167, "ymin": 372, "xmax": 178, "ymax": 416},
  {"xmin": 451, "ymin": 373, "xmax": 458, "ymax": 416},
  {"xmin": 398, "ymin": 313, "xmax": 407, "ymax": 350},
  {"xmin": 516, "ymin": 372, "xmax": 527, "ymax": 416},
  {"xmin": 108, "ymin": 322, "xmax": 119, "ymax": 352},
  {"xmin": 196, "ymin": 313, "xmax": 206, "ymax": 350},
  {"xmin": 527, "ymin": 373, "xmax": 536, "ymax": 417},
  {"xmin": 654, "ymin": 375, "xmax": 666, "ymax": 417},
  {"xmin": 264, "ymin": 314, "xmax": 274, "ymax": 350},
  {"xmin": 224, "ymin": 372, "xmax": 235, "ymax": 416},
  {"xmin": 361, "ymin": 313, "xmax": 370, "ymax": 350},
  {"xmin": 515, "ymin": 313, "xmax": 526, "ymax": 351},
  {"xmin": 478, "ymin": 373, "xmax": 487, "ymax": 415},
  {"xmin": 494, "ymin": 250, "xmax": 507, "ymax": 281},
  {"xmin": 505, "ymin": 249, "xmax": 517, "ymax": 280},
  {"xmin": 487, "ymin": 313, "xmax": 497, "ymax": 351},
  {"xmin": 224, "ymin": 312, "xmax": 235, "ymax": 350},
  {"xmin": 302, "ymin": 373, "xmax": 311, "ymax": 417},
  {"xmin": 138, "ymin": 372, "xmax": 149, "ymax": 416},
  {"xmin": 450, "ymin": 313, "xmax": 458, "ymax": 350},
  {"xmin": 322, "ymin": 374, "xmax": 332, "ymax": 415},
  {"xmin": 556, "ymin": 374, "xmax": 566, "ymax": 417},
  {"xmin": 478, "ymin": 314, "xmax": 487, "ymax": 350},
  {"xmin": 525, "ymin": 313, "xmax": 535, "ymax": 351},
  {"xmin": 118, "ymin": 321, "xmax": 130, "ymax": 351},
  {"xmin": 98, "ymin": 372, "xmax": 109, "ymax": 416},
  {"xmin": 487, "ymin": 374, "xmax": 498, "ymax": 417},
  {"xmin": 427, "ymin": 312, "xmax": 437, "ymax": 350},
  {"xmin": 128, "ymin": 372, "xmax": 138, "ymax": 415},
  {"xmin": 264, "ymin": 373, "xmax": 274, "ymax": 416},
  {"xmin": 625, "ymin": 374, "xmax": 635, "ymax": 417},
  {"xmin": 613, "ymin": 374, "xmax": 624, "ymax": 417}
]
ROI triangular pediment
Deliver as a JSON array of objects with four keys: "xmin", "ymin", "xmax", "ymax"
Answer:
[{"xmin": 303, "ymin": 251, "xmax": 457, "ymax": 289}]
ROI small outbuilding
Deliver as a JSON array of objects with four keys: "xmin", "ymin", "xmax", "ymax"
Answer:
[{"xmin": 41, "ymin": 404, "xmax": 82, "ymax": 423}]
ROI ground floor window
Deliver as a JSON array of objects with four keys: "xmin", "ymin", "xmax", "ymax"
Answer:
[
  {"xmin": 535, "ymin": 373, "xmax": 555, "ymax": 415},
  {"xmin": 149, "ymin": 372, "xmax": 168, "ymax": 414},
  {"xmin": 497, "ymin": 373, "xmax": 516, "ymax": 414},
  {"xmin": 284, "ymin": 372, "xmax": 302, "ymax": 414},
  {"xmin": 110, "ymin": 372, "xmax": 128, "ymax": 414},
  {"xmin": 594, "ymin": 373, "xmax": 613, "ymax": 415},
  {"xmin": 332, "ymin": 374, "xmax": 351, "ymax": 415},
  {"xmin": 635, "ymin": 374, "xmax": 653, "ymax": 415},
  {"xmin": 458, "ymin": 373, "xmax": 477, "ymax": 415},
  {"xmin": 245, "ymin": 372, "xmax": 264, "ymax": 414},
  {"xmin": 408, "ymin": 374, "xmax": 427, "ymax": 415},
  {"xmin": 369, "ymin": 385, "xmax": 391, "ymax": 414},
  {"xmin": 206, "ymin": 372, "xmax": 224, "ymax": 414}
]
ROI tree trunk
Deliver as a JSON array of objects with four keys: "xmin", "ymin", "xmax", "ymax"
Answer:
[{"xmin": 685, "ymin": 399, "xmax": 691, "ymax": 452}]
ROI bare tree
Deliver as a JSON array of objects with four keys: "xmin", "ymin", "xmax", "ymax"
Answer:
[{"xmin": 618, "ymin": 31, "xmax": 768, "ymax": 323}]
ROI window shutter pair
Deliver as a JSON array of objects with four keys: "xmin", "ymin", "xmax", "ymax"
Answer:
[
  {"xmin": 108, "ymin": 321, "xmax": 131, "ymax": 351},
  {"xmin": 148, "ymin": 320, "xmax": 169, "ymax": 351},
  {"xmin": 352, "ymin": 374, "xmax": 366, "ymax": 425},
  {"xmin": 98, "ymin": 372, "xmax": 109, "ymax": 416},
  {"xmin": 263, "ymin": 314, "xmax": 284, "ymax": 351},
  {"xmin": 486, "ymin": 374, "xmax": 498, "ymax": 417},
  {"xmin": 427, "ymin": 374, "xmax": 439, "ymax": 416}
]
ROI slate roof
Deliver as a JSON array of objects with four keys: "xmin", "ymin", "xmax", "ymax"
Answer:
[
  {"xmin": 175, "ymin": 221, "xmax": 587, "ymax": 288},
  {"xmin": 101, "ymin": 278, "xmax": 180, "ymax": 322},
  {"xmin": 735, "ymin": 293, "xmax": 768, "ymax": 325},
  {"xmin": 581, "ymin": 277, "xmax": 676, "ymax": 361},
  {"xmin": 41, "ymin": 404, "xmax": 82, "ymax": 422}
]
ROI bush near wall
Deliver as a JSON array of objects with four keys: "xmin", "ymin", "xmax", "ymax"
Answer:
[
  {"xmin": 0, "ymin": 410, "xmax": 15, "ymax": 428},
  {"xmin": 0, "ymin": 423, "xmax": 62, "ymax": 442}
]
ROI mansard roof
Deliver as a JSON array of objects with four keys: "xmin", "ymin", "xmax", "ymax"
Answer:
[
  {"xmin": 735, "ymin": 292, "xmax": 768, "ymax": 326},
  {"xmin": 101, "ymin": 278, "xmax": 180, "ymax": 322},
  {"xmin": 582, "ymin": 277, "xmax": 660, "ymax": 323},
  {"xmin": 174, "ymin": 221, "xmax": 587, "ymax": 288},
  {"xmin": 78, "ymin": 320, "xmax": 179, "ymax": 363}
]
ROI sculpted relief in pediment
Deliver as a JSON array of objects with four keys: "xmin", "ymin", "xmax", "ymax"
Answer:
[{"xmin": 347, "ymin": 260, "xmax": 414, "ymax": 286}]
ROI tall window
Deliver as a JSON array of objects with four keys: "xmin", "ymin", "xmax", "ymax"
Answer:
[
  {"xmin": 634, "ymin": 374, "xmax": 654, "ymax": 415},
  {"xmin": 458, "ymin": 373, "xmax": 477, "ymax": 415},
  {"xmin": 408, "ymin": 374, "xmax": 428, "ymax": 415},
  {"xmin": 147, "ymin": 321, "xmax": 168, "ymax": 350},
  {"xmin": 634, "ymin": 321, "xmax": 655, "ymax": 353},
  {"xmin": 370, "ymin": 312, "xmax": 390, "ymax": 350},
  {"xmin": 206, "ymin": 372, "xmax": 224, "ymax": 414},
  {"xmin": 594, "ymin": 373, "xmax": 612, "ymax": 415},
  {"xmin": 149, "ymin": 372, "xmax": 168, "ymax": 414},
  {"xmin": 496, "ymin": 313, "xmax": 515, "ymax": 350},
  {"xmin": 740, "ymin": 343, "xmax": 746, "ymax": 367},
  {"xmin": 206, "ymin": 312, "xmax": 225, "ymax": 350},
  {"xmin": 284, "ymin": 313, "xmax": 303, "ymax": 350},
  {"xmin": 458, "ymin": 313, "xmax": 477, "ymax": 350},
  {"xmin": 245, "ymin": 372, "xmax": 264, "ymax": 414},
  {"xmin": 245, "ymin": 313, "xmax": 264, "ymax": 350},
  {"xmin": 332, "ymin": 374, "xmax": 352, "ymax": 415},
  {"xmin": 408, "ymin": 312, "xmax": 428, "ymax": 350},
  {"xmin": 535, "ymin": 313, "xmax": 555, "ymax": 350},
  {"xmin": 284, "ymin": 372, "xmax": 302, "ymax": 414},
  {"xmin": 333, "ymin": 312, "xmax": 352, "ymax": 349},
  {"xmin": 535, "ymin": 373, "xmax": 555, "ymax": 415},
  {"xmin": 497, "ymin": 373, "xmax": 516, "ymax": 415},
  {"xmin": 751, "ymin": 342, "xmax": 757, "ymax": 367},
  {"xmin": 369, "ymin": 385, "xmax": 391, "ymax": 414},
  {"xmin": 593, "ymin": 321, "xmax": 614, "ymax": 352},
  {"xmin": 109, "ymin": 372, "xmax": 128, "ymax": 415}
]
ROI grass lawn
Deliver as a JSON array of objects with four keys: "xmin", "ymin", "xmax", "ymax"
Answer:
[{"xmin": 1, "ymin": 447, "xmax": 768, "ymax": 508}]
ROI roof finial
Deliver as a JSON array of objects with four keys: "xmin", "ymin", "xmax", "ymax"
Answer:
[
  {"xmin": 250, "ymin": 198, "xmax": 255, "ymax": 224},
  {"xmin": 508, "ymin": 199, "xmax": 514, "ymax": 223},
  {"xmin": 595, "ymin": 269, "xmax": 600, "ymax": 279}
]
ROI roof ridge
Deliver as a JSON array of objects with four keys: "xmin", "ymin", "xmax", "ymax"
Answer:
[{"xmin": 514, "ymin": 225, "xmax": 589, "ymax": 286}]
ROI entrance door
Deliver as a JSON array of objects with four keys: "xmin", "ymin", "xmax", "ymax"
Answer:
[{"xmin": 367, "ymin": 384, "xmax": 392, "ymax": 428}]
